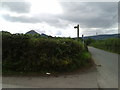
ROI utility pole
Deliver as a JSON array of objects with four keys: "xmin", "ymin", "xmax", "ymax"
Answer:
[{"xmin": 74, "ymin": 24, "xmax": 79, "ymax": 41}]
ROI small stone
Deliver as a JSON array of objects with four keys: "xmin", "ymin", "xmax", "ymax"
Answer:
[{"xmin": 46, "ymin": 73, "xmax": 50, "ymax": 75}]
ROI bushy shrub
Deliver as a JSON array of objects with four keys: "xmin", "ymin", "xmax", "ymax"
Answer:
[{"xmin": 2, "ymin": 33, "xmax": 91, "ymax": 73}]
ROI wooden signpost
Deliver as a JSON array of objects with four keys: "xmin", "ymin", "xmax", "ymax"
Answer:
[{"xmin": 74, "ymin": 24, "xmax": 79, "ymax": 41}]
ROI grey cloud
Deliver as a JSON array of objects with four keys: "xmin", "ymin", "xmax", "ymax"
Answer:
[
  {"xmin": 59, "ymin": 2, "xmax": 118, "ymax": 28},
  {"xmin": 2, "ymin": 1, "xmax": 31, "ymax": 13},
  {"xmin": 2, "ymin": 14, "xmax": 68, "ymax": 28},
  {"xmin": 2, "ymin": 14, "xmax": 38, "ymax": 22},
  {"xmin": 2, "ymin": 2, "xmax": 118, "ymax": 29},
  {"xmin": 2, "ymin": 14, "xmax": 59, "ymax": 24}
]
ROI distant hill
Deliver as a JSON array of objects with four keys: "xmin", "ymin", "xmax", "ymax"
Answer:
[
  {"xmin": 25, "ymin": 30, "xmax": 50, "ymax": 37},
  {"xmin": 26, "ymin": 30, "xmax": 39, "ymax": 35},
  {"xmin": 84, "ymin": 34, "xmax": 119, "ymax": 40},
  {"xmin": 41, "ymin": 33, "xmax": 48, "ymax": 37}
]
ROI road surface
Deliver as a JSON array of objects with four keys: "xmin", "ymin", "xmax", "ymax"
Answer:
[
  {"xmin": 2, "ymin": 66, "xmax": 98, "ymax": 88},
  {"xmin": 88, "ymin": 46, "xmax": 118, "ymax": 88}
]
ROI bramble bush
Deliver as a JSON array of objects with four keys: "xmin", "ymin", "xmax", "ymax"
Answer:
[{"xmin": 2, "ymin": 31, "xmax": 91, "ymax": 74}]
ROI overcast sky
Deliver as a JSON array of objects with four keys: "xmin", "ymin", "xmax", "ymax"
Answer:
[{"xmin": 0, "ymin": 0, "xmax": 118, "ymax": 37}]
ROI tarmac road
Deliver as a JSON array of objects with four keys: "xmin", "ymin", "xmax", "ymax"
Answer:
[
  {"xmin": 2, "ymin": 66, "xmax": 98, "ymax": 88},
  {"xmin": 88, "ymin": 46, "xmax": 118, "ymax": 88}
]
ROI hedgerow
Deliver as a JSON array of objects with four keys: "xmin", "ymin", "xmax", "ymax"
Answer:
[
  {"xmin": 90, "ymin": 38, "xmax": 120, "ymax": 54},
  {"xmin": 2, "ymin": 31, "xmax": 91, "ymax": 74}
]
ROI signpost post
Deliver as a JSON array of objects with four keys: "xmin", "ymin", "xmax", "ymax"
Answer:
[
  {"xmin": 74, "ymin": 24, "xmax": 79, "ymax": 41},
  {"xmin": 82, "ymin": 34, "xmax": 84, "ymax": 44}
]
